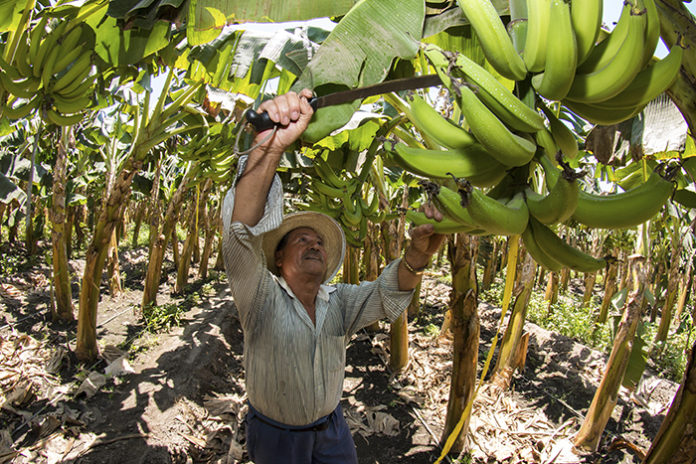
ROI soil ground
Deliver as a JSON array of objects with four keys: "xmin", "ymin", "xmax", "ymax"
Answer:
[{"xmin": 0, "ymin": 244, "xmax": 679, "ymax": 463}]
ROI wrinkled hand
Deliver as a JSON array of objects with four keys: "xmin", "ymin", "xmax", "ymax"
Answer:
[
  {"xmin": 406, "ymin": 202, "xmax": 446, "ymax": 267},
  {"xmin": 254, "ymin": 89, "xmax": 314, "ymax": 154}
]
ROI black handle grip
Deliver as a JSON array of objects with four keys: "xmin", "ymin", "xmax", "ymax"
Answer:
[{"xmin": 246, "ymin": 97, "xmax": 318, "ymax": 132}]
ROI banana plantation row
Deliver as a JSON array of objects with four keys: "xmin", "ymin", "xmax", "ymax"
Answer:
[{"xmin": 2, "ymin": 0, "xmax": 696, "ymax": 461}]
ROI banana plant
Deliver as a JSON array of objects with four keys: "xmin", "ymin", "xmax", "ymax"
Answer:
[{"xmin": 76, "ymin": 69, "xmax": 206, "ymax": 361}]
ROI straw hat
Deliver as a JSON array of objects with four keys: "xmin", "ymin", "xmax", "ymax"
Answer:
[{"xmin": 262, "ymin": 211, "xmax": 346, "ymax": 283}]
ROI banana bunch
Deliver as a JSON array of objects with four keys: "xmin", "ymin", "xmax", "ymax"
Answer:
[
  {"xmin": 519, "ymin": 0, "xmax": 683, "ymax": 125},
  {"xmin": 522, "ymin": 217, "xmax": 607, "ymax": 272},
  {"xmin": 300, "ymin": 156, "xmax": 384, "ymax": 247},
  {"xmin": 0, "ymin": 16, "xmax": 96, "ymax": 126}
]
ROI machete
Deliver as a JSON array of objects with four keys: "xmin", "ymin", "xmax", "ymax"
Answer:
[{"xmin": 245, "ymin": 74, "xmax": 442, "ymax": 132}]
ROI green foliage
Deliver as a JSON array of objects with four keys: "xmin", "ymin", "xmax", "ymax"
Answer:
[
  {"xmin": 481, "ymin": 275, "xmax": 694, "ymax": 383},
  {"xmin": 142, "ymin": 302, "xmax": 185, "ymax": 333}
]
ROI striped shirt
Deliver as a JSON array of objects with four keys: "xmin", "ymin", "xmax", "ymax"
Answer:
[{"xmin": 221, "ymin": 156, "xmax": 413, "ymax": 426}]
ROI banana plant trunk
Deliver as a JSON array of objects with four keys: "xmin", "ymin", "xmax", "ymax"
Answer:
[
  {"xmin": 481, "ymin": 237, "xmax": 499, "ymax": 291},
  {"xmin": 654, "ymin": 238, "xmax": 683, "ymax": 348},
  {"xmin": 107, "ymin": 227, "xmax": 123, "ymax": 296},
  {"xmin": 642, "ymin": 335, "xmax": 696, "ymax": 463},
  {"xmin": 25, "ymin": 126, "xmax": 40, "ymax": 254},
  {"xmin": 198, "ymin": 196, "xmax": 219, "ymax": 280},
  {"xmin": 363, "ymin": 222, "xmax": 381, "ymax": 332},
  {"xmin": 141, "ymin": 169, "xmax": 194, "ymax": 310},
  {"xmin": 674, "ymin": 260, "xmax": 692, "ymax": 323},
  {"xmin": 491, "ymin": 253, "xmax": 535, "ymax": 390},
  {"xmin": 545, "ymin": 271, "xmax": 559, "ymax": 311},
  {"xmin": 559, "ymin": 267, "xmax": 570, "ymax": 294},
  {"xmin": 131, "ymin": 202, "xmax": 145, "ymax": 248},
  {"xmin": 440, "ymin": 233, "xmax": 480, "ymax": 454},
  {"xmin": 76, "ymin": 160, "xmax": 142, "ymax": 360},
  {"xmin": 147, "ymin": 158, "xmax": 162, "ymax": 248},
  {"xmin": 385, "ymin": 209, "xmax": 408, "ymax": 371},
  {"xmin": 175, "ymin": 203, "xmax": 197, "ymax": 294},
  {"xmin": 176, "ymin": 180, "xmax": 211, "ymax": 293},
  {"xmin": 598, "ymin": 257, "xmax": 619, "ymax": 324},
  {"xmin": 50, "ymin": 126, "xmax": 74, "ymax": 321},
  {"xmin": 582, "ymin": 271, "xmax": 597, "ymax": 306},
  {"xmin": 574, "ymin": 256, "xmax": 647, "ymax": 451}
]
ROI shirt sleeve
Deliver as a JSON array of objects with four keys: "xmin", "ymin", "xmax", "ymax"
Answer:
[
  {"xmin": 336, "ymin": 259, "xmax": 414, "ymax": 338},
  {"xmin": 221, "ymin": 155, "xmax": 284, "ymax": 331}
]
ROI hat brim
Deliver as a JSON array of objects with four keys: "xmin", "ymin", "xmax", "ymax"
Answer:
[{"xmin": 262, "ymin": 212, "xmax": 346, "ymax": 283}]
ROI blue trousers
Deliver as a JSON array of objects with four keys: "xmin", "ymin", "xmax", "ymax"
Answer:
[{"xmin": 246, "ymin": 402, "xmax": 358, "ymax": 464}]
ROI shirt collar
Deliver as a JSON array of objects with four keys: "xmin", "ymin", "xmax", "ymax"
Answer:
[{"xmin": 274, "ymin": 275, "xmax": 336, "ymax": 302}]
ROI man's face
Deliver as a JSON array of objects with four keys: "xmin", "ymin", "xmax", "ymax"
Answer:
[{"xmin": 275, "ymin": 227, "xmax": 327, "ymax": 282}]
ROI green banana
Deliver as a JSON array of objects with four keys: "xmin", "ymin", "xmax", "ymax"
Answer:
[
  {"xmin": 523, "ymin": 0, "xmax": 551, "ymax": 73},
  {"xmin": 311, "ymin": 179, "xmax": 348, "ymax": 198},
  {"xmin": 455, "ymin": 0, "xmax": 527, "ymax": 81},
  {"xmin": 640, "ymin": 0, "xmax": 661, "ymax": 67},
  {"xmin": 571, "ymin": 0, "xmax": 603, "ymax": 65},
  {"xmin": 521, "ymin": 221, "xmax": 563, "ymax": 271},
  {"xmin": 29, "ymin": 15, "xmax": 49, "ymax": 74},
  {"xmin": 531, "ymin": 0, "xmax": 577, "ymax": 101},
  {"xmin": 0, "ymin": 71, "xmax": 40, "ymax": 99},
  {"xmin": 572, "ymin": 168, "xmax": 675, "ymax": 229},
  {"xmin": 564, "ymin": 100, "xmax": 642, "ymax": 126},
  {"xmin": 405, "ymin": 209, "xmax": 476, "ymax": 235},
  {"xmin": 33, "ymin": 20, "xmax": 68, "ymax": 80},
  {"xmin": 529, "ymin": 217, "xmax": 606, "ymax": 272},
  {"xmin": 672, "ymin": 189, "xmax": 696, "ymax": 209},
  {"xmin": 341, "ymin": 198, "xmax": 362, "ymax": 228},
  {"xmin": 432, "ymin": 185, "xmax": 481, "ymax": 229},
  {"xmin": 525, "ymin": 173, "xmax": 579, "ymax": 225},
  {"xmin": 388, "ymin": 142, "xmax": 506, "ymax": 185},
  {"xmin": 540, "ymin": 103, "xmax": 578, "ymax": 158},
  {"xmin": 407, "ymin": 93, "xmax": 476, "ymax": 149},
  {"xmin": 314, "ymin": 156, "xmax": 349, "ymax": 189},
  {"xmin": 44, "ymin": 107, "xmax": 84, "ymax": 126},
  {"xmin": 12, "ymin": 30, "xmax": 33, "ymax": 78},
  {"xmin": 57, "ymin": 24, "xmax": 84, "ymax": 57},
  {"xmin": 467, "ymin": 189, "xmax": 529, "ymax": 235},
  {"xmin": 565, "ymin": 3, "xmax": 647, "ymax": 103},
  {"xmin": 57, "ymin": 73, "xmax": 96, "ymax": 99},
  {"xmin": 453, "ymin": 52, "xmax": 545, "ymax": 133},
  {"xmin": 40, "ymin": 45, "xmax": 61, "ymax": 88},
  {"xmin": 51, "ymin": 45, "xmax": 87, "ymax": 79},
  {"xmin": 3, "ymin": 95, "xmax": 40, "ymax": 120},
  {"xmin": 51, "ymin": 93, "xmax": 91, "ymax": 114},
  {"xmin": 51, "ymin": 51, "xmax": 92, "ymax": 93},
  {"xmin": 456, "ymin": 85, "xmax": 536, "ymax": 167},
  {"xmin": 577, "ymin": 1, "xmax": 631, "ymax": 73},
  {"xmin": 590, "ymin": 45, "xmax": 683, "ymax": 110}
]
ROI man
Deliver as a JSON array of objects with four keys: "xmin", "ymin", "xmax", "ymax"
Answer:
[{"xmin": 222, "ymin": 89, "xmax": 445, "ymax": 463}]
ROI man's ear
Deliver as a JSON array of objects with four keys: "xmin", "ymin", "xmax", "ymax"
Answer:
[{"xmin": 275, "ymin": 249, "xmax": 283, "ymax": 269}]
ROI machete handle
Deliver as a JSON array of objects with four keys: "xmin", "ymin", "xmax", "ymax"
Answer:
[{"xmin": 246, "ymin": 97, "xmax": 319, "ymax": 132}]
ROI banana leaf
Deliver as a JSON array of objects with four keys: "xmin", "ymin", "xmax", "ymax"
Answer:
[
  {"xmin": 0, "ymin": 0, "xmax": 24, "ymax": 32},
  {"xmin": 187, "ymin": 0, "xmax": 355, "ymax": 45},
  {"xmin": 621, "ymin": 320, "xmax": 650, "ymax": 390},
  {"xmin": 0, "ymin": 172, "xmax": 23, "ymax": 204},
  {"xmin": 291, "ymin": 0, "xmax": 425, "ymax": 143}
]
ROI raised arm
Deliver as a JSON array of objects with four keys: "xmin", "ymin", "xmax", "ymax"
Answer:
[
  {"xmin": 398, "ymin": 202, "xmax": 446, "ymax": 291},
  {"xmin": 232, "ymin": 89, "xmax": 314, "ymax": 227}
]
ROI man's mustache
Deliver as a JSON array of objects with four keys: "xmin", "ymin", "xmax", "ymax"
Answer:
[{"xmin": 303, "ymin": 250, "xmax": 324, "ymax": 261}]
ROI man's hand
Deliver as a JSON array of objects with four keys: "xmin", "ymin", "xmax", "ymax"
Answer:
[
  {"xmin": 232, "ymin": 89, "xmax": 314, "ymax": 227},
  {"xmin": 405, "ymin": 202, "xmax": 446, "ymax": 268},
  {"xmin": 398, "ymin": 202, "xmax": 446, "ymax": 291},
  {"xmin": 254, "ymin": 89, "xmax": 314, "ymax": 155}
]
